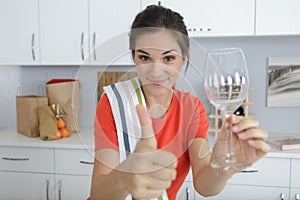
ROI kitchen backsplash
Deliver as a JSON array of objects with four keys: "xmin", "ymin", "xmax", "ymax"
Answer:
[{"xmin": 1, "ymin": 36, "xmax": 300, "ymax": 135}]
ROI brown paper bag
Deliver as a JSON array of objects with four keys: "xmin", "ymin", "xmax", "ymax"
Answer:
[
  {"xmin": 39, "ymin": 105, "xmax": 58, "ymax": 140},
  {"xmin": 16, "ymin": 96, "xmax": 48, "ymax": 137},
  {"xmin": 46, "ymin": 79, "xmax": 80, "ymax": 133}
]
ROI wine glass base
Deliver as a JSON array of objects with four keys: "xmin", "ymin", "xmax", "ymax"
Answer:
[{"xmin": 210, "ymin": 157, "xmax": 245, "ymax": 171}]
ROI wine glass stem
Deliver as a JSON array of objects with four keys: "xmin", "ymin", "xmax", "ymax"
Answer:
[{"xmin": 224, "ymin": 113, "xmax": 235, "ymax": 160}]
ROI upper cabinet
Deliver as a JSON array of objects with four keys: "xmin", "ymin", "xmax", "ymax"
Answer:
[
  {"xmin": 0, "ymin": 0, "xmax": 40, "ymax": 65},
  {"xmin": 89, "ymin": 0, "xmax": 140, "ymax": 65},
  {"xmin": 141, "ymin": 0, "xmax": 255, "ymax": 37},
  {"xmin": 39, "ymin": 0, "xmax": 89, "ymax": 65},
  {"xmin": 256, "ymin": 0, "xmax": 300, "ymax": 35}
]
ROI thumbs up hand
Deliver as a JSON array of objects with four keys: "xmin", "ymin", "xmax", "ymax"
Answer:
[{"xmin": 117, "ymin": 105, "xmax": 178, "ymax": 199}]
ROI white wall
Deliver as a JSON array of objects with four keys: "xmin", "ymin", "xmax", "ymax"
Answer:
[{"xmin": 1, "ymin": 36, "xmax": 300, "ymax": 136}]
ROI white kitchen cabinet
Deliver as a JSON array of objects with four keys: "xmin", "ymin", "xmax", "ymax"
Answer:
[
  {"xmin": 291, "ymin": 159, "xmax": 300, "ymax": 188},
  {"xmin": 0, "ymin": 171, "xmax": 55, "ymax": 200},
  {"xmin": 141, "ymin": 0, "xmax": 255, "ymax": 37},
  {"xmin": 89, "ymin": 0, "xmax": 140, "ymax": 65},
  {"xmin": 0, "ymin": 0, "xmax": 40, "ymax": 65},
  {"xmin": 290, "ymin": 188, "xmax": 300, "ymax": 200},
  {"xmin": 256, "ymin": 0, "xmax": 300, "ymax": 36},
  {"xmin": 195, "ymin": 184, "xmax": 290, "ymax": 200},
  {"xmin": 39, "ymin": 0, "xmax": 89, "ymax": 65},
  {"xmin": 55, "ymin": 175, "xmax": 92, "ymax": 200}
]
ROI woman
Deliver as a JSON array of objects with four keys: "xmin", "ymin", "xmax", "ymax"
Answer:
[{"xmin": 90, "ymin": 5, "xmax": 270, "ymax": 200}]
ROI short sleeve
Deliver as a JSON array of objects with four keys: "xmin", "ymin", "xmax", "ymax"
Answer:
[
  {"xmin": 187, "ymin": 99, "xmax": 209, "ymax": 141},
  {"xmin": 94, "ymin": 93, "xmax": 119, "ymax": 151}
]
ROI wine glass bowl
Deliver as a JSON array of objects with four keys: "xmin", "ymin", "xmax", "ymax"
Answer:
[{"xmin": 204, "ymin": 48, "xmax": 249, "ymax": 170}]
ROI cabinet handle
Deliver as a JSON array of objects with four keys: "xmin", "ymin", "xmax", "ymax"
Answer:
[
  {"xmin": 188, "ymin": 28, "xmax": 212, "ymax": 32},
  {"xmin": 240, "ymin": 169, "xmax": 259, "ymax": 173},
  {"xmin": 58, "ymin": 180, "xmax": 62, "ymax": 200},
  {"xmin": 79, "ymin": 160, "xmax": 94, "ymax": 165},
  {"xmin": 46, "ymin": 180, "xmax": 49, "ymax": 200},
  {"xmin": 280, "ymin": 193, "xmax": 285, "ymax": 200},
  {"xmin": 296, "ymin": 194, "xmax": 300, "ymax": 200},
  {"xmin": 93, "ymin": 32, "xmax": 97, "ymax": 61},
  {"xmin": 2, "ymin": 157, "xmax": 29, "ymax": 161},
  {"xmin": 31, "ymin": 33, "xmax": 36, "ymax": 61},
  {"xmin": 81, "ymin": 32, "xmax": 85, "ymax": 61},
  {"xmin": 186, "ymin": 187, "xmax": 189, "ymax": 200}
]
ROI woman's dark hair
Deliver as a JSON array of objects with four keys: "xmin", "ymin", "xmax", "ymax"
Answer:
[{"xmin": 129, "ymin": 5, "xmax": 190, "ymax": 71}]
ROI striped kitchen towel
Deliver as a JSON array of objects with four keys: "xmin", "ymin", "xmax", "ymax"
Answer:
[{"xmin": 103, "ymin": 77, "xmax": 169, "ymax": 200}]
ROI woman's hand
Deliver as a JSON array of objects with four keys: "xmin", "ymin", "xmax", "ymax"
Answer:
[
  {"xmin": 116, "ymin": 105, "xmax": 177, "ymax": 199},
  {"xmin": 211, "ymin": 115, "xmax": 271, "ymax": 174}
]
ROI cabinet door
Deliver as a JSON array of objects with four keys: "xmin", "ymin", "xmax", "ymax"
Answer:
[
  {"xmin": 0, "ymin": 0, "xmax": 40, "ymax": 65},
  {"xmin": 141, "ymin": 0, "xmax": 255, "ymax": 37},
  {"xmin": 89, "ymin": 0, "xmax": 140, "ymax": 65},
  {"xmin": 0, "ymin": 171, "xmax": 55, "ymax": 200},
  {"xmin": 256, "ymin": 0, "xmax": 300, "ymax": 35},
  {"xmin": 195, "ymin": 184, "xmax": 289, "ymax": 200},
  {"xmin": 39, "ymin": 0, "xmax": 89, "ymax": 64},
  {"xmin": 290, "ymin": 188, "xmax": 300, "ymax": 200},
  {"xmin": 176, "ymin": 182, "xmax": 195, "ymax": 200},
  {"xmin": 291, "ymin": 158, "xmax": 300, "ymax": 188},
  {"xmin": 55, "ymin": 175, "xmax": 92, "ymax": 200}
]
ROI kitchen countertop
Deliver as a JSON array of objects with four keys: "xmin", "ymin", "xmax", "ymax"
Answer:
[
  {"xmin": 0, "ymin": 128, "xmax": 94, "ymax": 150},
  {"xmin": 0, "ymin": 128, "xmax": 300, "ymax": 158}
]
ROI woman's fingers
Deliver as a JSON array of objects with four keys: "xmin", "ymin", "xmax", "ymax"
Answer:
[
  {"xmin": 248, "ymin": 139, "xmax": 271, "ymax": 155},
  {"xmin": 237, "ymin": 129, "xmax": 269, "ymax": 141}
]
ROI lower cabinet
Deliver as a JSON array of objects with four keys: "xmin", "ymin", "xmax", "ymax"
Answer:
[
  {"xmin": 0, "ymin": 171, "xmax": 55, "ymax": 200},
  {"xmin": 176, "ymin": 182, "xmax": 195, "ymax": 200},
  {"xmin": 0, "ymin": 146, "xmax": 94, "ymax": 200},
  {"xmin": 55, "ymin": 175, "xmax": 92, "ymax": 200},
  {"xmin": 290, "ymin": 188, "xmax": 300, "ymax": 200},
  {"xmin": 195, "ymin": 184, "xmax": 289, "ymax": 200}
]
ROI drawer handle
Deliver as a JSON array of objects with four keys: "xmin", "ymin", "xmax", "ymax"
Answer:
[
  {"xmin": 79, "ymin": 160, "xmax": 94, "ymax": 165},
  {"xmin": 58, "ymin": 180, "xmax": 62, "ymax": 200},
  {"xmin": 2, "ymin": 157, "xmax": 30, "ymax": 161},
  {"xmin": 31, "ymin": 33, "xmax": 36, "ymax": 61},
  {"xmin": 81, "ymin": 32, "xmax": 85, "ymax": 61},
  {"xmin": 296, "ymin": 194, "xmax": 300, "ymax": 200},
  {"xmin": 93, "ymin": 32, "xmax": 97, "ymax": 61}
]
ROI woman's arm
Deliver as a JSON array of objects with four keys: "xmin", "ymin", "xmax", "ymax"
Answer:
[{"xmin": 90, "ymin": 149, "xmax": 129, "ymax": 200}]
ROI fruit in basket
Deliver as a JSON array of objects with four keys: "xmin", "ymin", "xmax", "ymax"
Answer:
[{"xmin": 57, "ymin": 118, "xmax": 66, "ymax": 129}]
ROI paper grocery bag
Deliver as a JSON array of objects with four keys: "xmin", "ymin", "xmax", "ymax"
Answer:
[
  {"xmin": 16, "ymin": 95, "xmax": 48, "ymax": 137},
  {"xmin": 39, "ymin": 105, "xmax": 58, "ymax": 140},
  {"xmin": 46, "ymin": 79, "xmax": 80, "ymax": 133}
]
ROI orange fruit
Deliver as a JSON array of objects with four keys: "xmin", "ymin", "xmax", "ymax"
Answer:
[
  {"xmin": 61, "ymin": 128, "xmax": 70, "ymax": 138},
  {"xmin": 55, "ymin": 129, "xmax": 62, "ymax": 140},
  {"xmin": 57, "ymin": 118, "xmax": 66, "ymax": 129}
]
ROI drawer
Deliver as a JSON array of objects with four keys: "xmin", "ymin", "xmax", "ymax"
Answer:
[
  {"xmin": 291, "ymin": 158, "xmax": 300, "ymax": 188},
  {"xmin": 0, "ymin": 146, "xmax": 54, "ymax": 173},
  {"xmin": 228, "ymin": 157, "xmax": 290, "ymax": 187},
  {"xmin": 54, "ymin": 148, "xmax": 94, "ymax": 175}
]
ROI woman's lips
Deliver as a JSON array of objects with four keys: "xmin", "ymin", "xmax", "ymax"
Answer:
[{"xmin": 148, "ymin": 79, "xmax": 167, "ymax": 86}]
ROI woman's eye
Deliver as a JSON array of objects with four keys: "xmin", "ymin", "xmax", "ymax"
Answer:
[
  {"xmin": 164, "ymin": 56, "xmax": 175, "ymax": 62},
  {"xmin": 139, "ymin": 55, "xmax": 151, "ymax": 62}
]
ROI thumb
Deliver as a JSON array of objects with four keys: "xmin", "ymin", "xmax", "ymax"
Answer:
[{"xmin": 136, "ymin": 104, "xmax": 157, "ymax": 149}]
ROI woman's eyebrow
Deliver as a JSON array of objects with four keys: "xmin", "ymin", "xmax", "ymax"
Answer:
[
  {"xmin": 136, "ymin": 49, "xmax": 150, "ymax": 55},
  {"xmin": 162, "ymin": 49, "xmax": 177, "ymax": 55}
]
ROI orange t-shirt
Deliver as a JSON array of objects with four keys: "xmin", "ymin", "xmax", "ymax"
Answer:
[{"xmin": 94, "ymin": 89, "xmax": 209, "ymax": 200}]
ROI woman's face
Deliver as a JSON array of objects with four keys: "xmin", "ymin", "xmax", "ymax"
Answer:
[{"xmin": 133, "ymin": 30, "xmax": 186, "ymax": 97}]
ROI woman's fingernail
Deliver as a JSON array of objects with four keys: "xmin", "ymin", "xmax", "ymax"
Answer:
[
  {"xmin": 238, "ymin": 132, "xmax": 247, "ymax": 139},
  {"xmin": 248, "ymin": 140, "xmax": 255, "ymax": 146}
]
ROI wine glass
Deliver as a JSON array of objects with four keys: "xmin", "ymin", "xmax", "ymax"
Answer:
[{"xmin": 204, "ymin": 47, "xmax": 249, "ymax": 170}]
